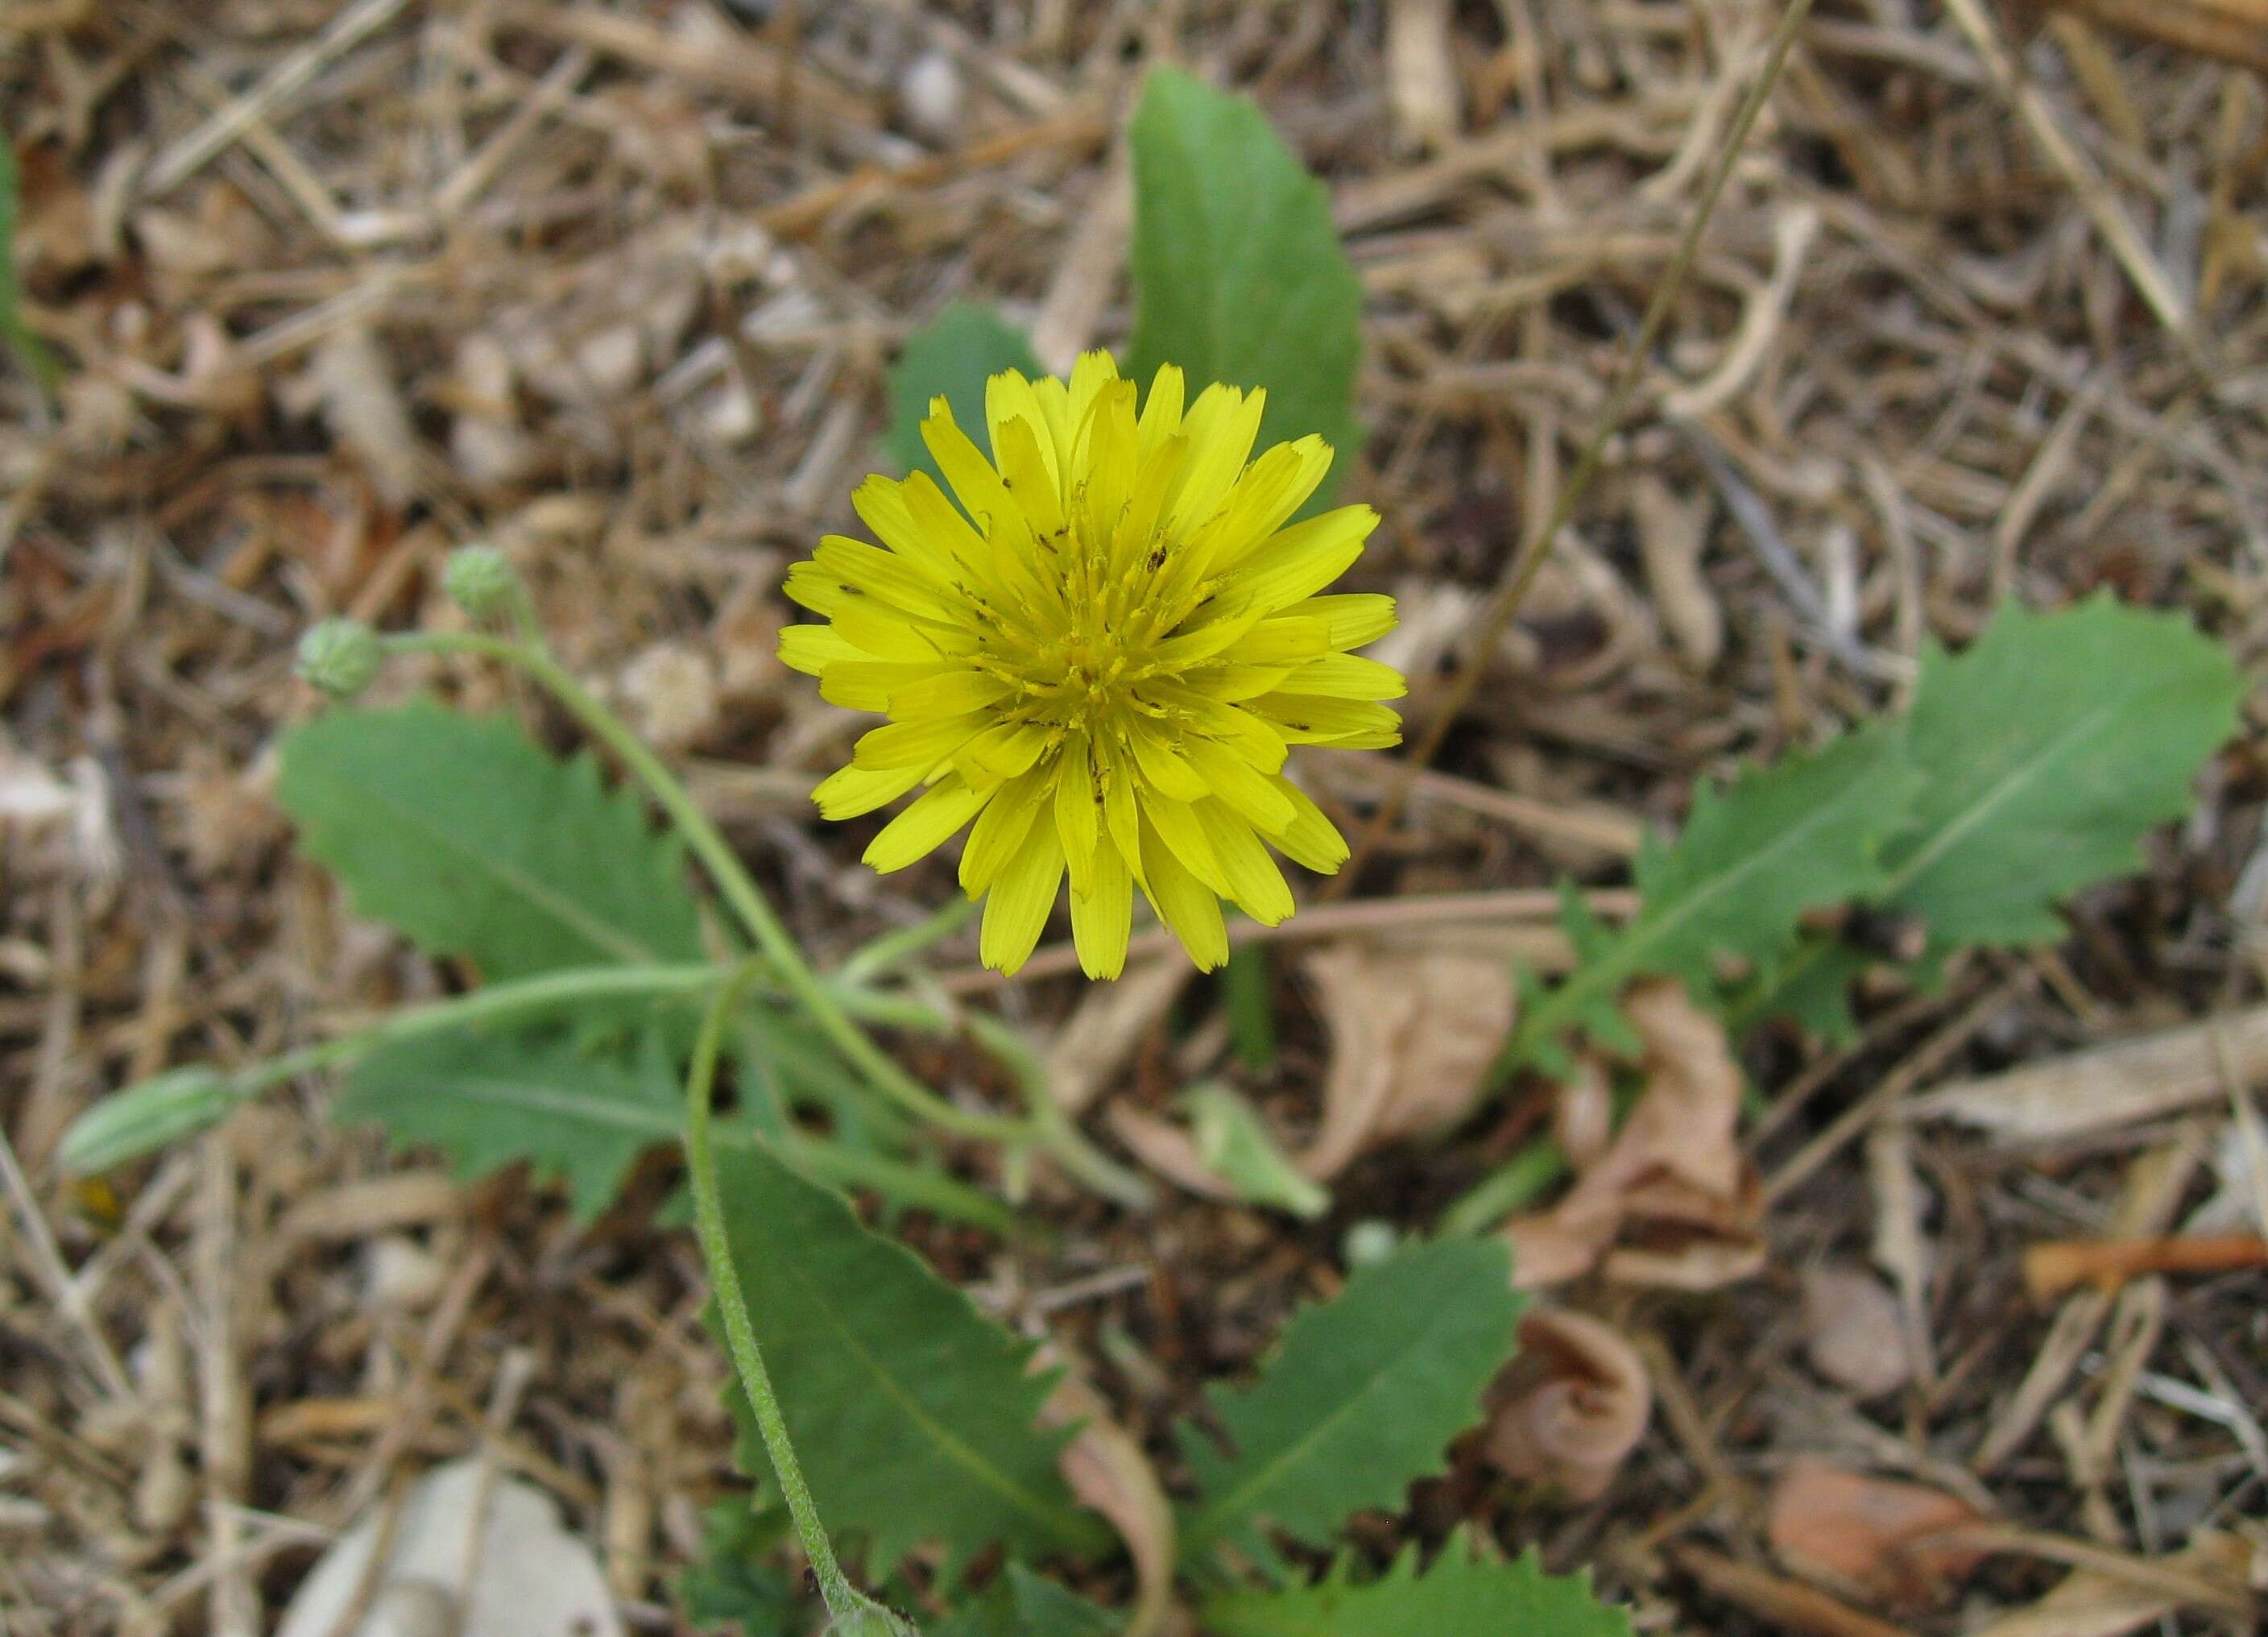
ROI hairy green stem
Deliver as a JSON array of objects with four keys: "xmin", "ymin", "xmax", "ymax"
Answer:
[
  {"xmin": 391, "ymin": 630, "xmax": 1031, "ymax": 1147},
  {"xmin": 60, "ymin": 961, "xmax": 1018, "ymax": 1232},
  {"xmin": 683, "ymin": 972, "xmax": 913, "ymax": 1634}
]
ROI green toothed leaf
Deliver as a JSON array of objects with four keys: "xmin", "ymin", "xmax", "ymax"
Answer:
[
  {"xmin": 677, "ymin": 1499, "xmax": 797, "ymax": 1636},
  {"xmin": 277, "ymin": 698, "xmax": 703, "ymax": 983},
  {"xmin": 1509, "ymin": 723, "xmax": 1919, "ymax": 1071},
  {"xmin": 341, "ymin": 1026, "xmax": 1016, "ymax": 1233},
  {"xmin": 711, "ymin": 1146, "xmax": 1107, "ymax": 1581},
  {"xmin": 338, "ymin": 1030, "xmax": 680, "ymax": 1222},
  {"xmin": 1872, "ymin": 596, "xmax": 2243, "ymax": 954},
  {"xmin": 1202, "ymin": 1534, "xmax": 1631, "ymax": 1637},
  {"xmin": 1177, "ymin": 1239, "xmax": 1523, "ymax": 1572},
  {"xmin": 1747, "ymin": 596, "xmax": 2245, "ymax": 1032}
]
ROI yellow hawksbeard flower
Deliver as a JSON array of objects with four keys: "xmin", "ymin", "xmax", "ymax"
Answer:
[{"xmin": 780, "ymin": 353, "xmax": 1404, "ymax": 979}]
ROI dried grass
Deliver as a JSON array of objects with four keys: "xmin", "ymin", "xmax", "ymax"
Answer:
[{"xmin": 4, "ymin": 2, "xmax": 2266, "ymax": 1633}]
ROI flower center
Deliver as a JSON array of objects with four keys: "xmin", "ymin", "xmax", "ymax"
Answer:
[{"xmin": 972, "ymin": 512, "xmax": 1199, "ymax": 740}]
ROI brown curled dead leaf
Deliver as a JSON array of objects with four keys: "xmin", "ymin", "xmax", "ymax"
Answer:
[
  {"xmin": 1111, "ymin": 941, "xmax": 1513, "ymax": 1205},
  {"xmin": 1106, "ymin": 1104, "xmax": 1244, "ymax": 1204},
  {"xmin": 1767, "ymin": 1457, "xmax": 1993, "ymax": 1611},
  {"xmin": 1297, "ymin": 941, "xmax": 1516, "ymax": 1180},
  {"xmin": 1484, "ymin": 1308, "xmax": 1652, "ymax": 1502},
  {"xmin": 1502, "ymin": 979, "xmax": 1765, "ymax": 1291},
  {"xmin": 1039, "ymin": 1351, "xmax": 1180, "ymax": 1637}
]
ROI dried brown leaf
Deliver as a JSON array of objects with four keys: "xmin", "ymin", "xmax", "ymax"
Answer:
[
  {"xmin": 1502, "ymin": 980, "xmax": 1762, "ymax": 1289},
  {"xmin": 1767, "ymin": 1458, "xmax": 1991, "ymax": 1610},
  {"xmin": 1107, "ymin": 1104, "xmax": 1241, "ymax": 1203},
  {"xmin": 1047, "ymin": 957, "xmax": 1192, "ymax": 1115},
  {"xmin": 1297, "ymin": 942, "xmax": 1515, "ymax": 1180},
  {"xmin": 1801, "ymin": 1266, "xmax": 1910, "ymax": 1399},
  {"xmin": 1963, "ymin": 1529, "xmax": 2258, "ymax": 1637},
  {"xmin": 1041, "ymin": 1357, "xmax": 1177, "ymax": 1637},
  {"xmin": 1485, "ymin": 1308, "xmax": 1652, "ymax": 1502}
]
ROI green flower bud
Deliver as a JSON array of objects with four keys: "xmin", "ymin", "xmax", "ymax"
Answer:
[
  {"xmin": 296, "ymin": 618, "xmax": 383, "ymax": 699},
  {"xmin": 441, "ymin": 545, "xmax": 520, "ymax": 618},
  {"xmin": 59, "ymin": 1065, "xmax": 242, "ymax": 1175},
  {"xmin": 827, "ymin": 1610, "xmax": 918, "ymax": 1637}
]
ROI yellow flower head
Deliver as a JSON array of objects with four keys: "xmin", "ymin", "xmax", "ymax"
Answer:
[{"xmin": 780, "ymin": 354, "xmax": 1403, "ymax": 978}]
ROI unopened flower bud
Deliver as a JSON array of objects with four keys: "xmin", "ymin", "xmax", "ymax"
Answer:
[
  {"xmin": 828, "ymin": 1608, "xmax": 917, "ymax": 1637},
  {"xmin": 296, "ymin": 619, "xmax": 383, "ymax": 699},
  {"xmin": 441, "ymin": 544, "xmax": 519, "ymax": 618}
]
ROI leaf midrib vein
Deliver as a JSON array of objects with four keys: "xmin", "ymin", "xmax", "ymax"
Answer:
[
  {"xmin": 1186, "ymin": 1292, "xmax": 1488, "ymax": 1549},
  {"xmin": 1531, "ymin": 766, "xmax": 1889, "ymax": 1043},
  {"xmin": 1883, "ymin": 697, "xmax": 2125, "ymax": 898},
  {"xmin": 325, "ymin": 775, "xmax": 657, "ymax": 967},
  {"xmin": 771, "ymin": 1238, "xmax": 1077, "ymax": 1553}
]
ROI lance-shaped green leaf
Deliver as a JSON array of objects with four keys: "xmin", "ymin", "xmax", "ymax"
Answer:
[
  {"xmin": 339, "ymin": 1031, "xmax": 677, "ymax": 1222},
  {"xmin": 1748, "ymin": 596, "xmax": 2245, "ymax": 1035},
  {"xmin": 1509, "ymin": 723, "xmax": 1920, "ymax": 1071},
  {"xmin": 1203, "ymin": 1535, "xmax": 1631, "ymax": 1637},
  {"xmin": 1177, "ymin": 1239, "xmax": 1522, "ymax": 1571},
  {"xmin": 1125, "ymin": 67, "xmax": 1363, "ymax": 491},
  {"xmin": 277, "ymin": 698, "xmax": 702, "ymax": 981},
  {"xmin": 1876, "ymin": 596, "xmax": 2242, "ymax": 953},
  {"xmin": 0, "ymin": 137, "xmax": 59, "ymax": 392},
  {"xmin": 711, "ymin": 1146, "xmax": 1108, "ymax": 1579}
]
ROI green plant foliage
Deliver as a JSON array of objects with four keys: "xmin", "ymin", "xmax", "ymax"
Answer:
[
  {"xmin": 1124, "ymin": 67, "xmax": 1363, "ymax": 484},
  {"xmin": 344, "ymin": 1024, "xmax": 1016, "ymax": 1233},
  {"xmin": 1177, "ymin": 1239, "xmax": 1523, "ymax": 1571},
  {"xmin": 932, "ymin": 1567, "xmax": 1120, "ymax": 1637},
  {"xmin": 1509, "ymin": 725, "xmax": 1920, "ymax": 1071},
  {"xmin": 1202, "ymin": 1535, "xmax": 1631, "ymax": 1637},
  {"xmin": 678, "ymin": 1500, "xmax": 798, "ymax": 1636},
  {"xmin": 0, "ymin": 137, "xmax": 60, "ymax": 393},
  {"xmin": 884, "ymin": 303, "xmax": 1044, "ymax": 487},
  {"xmin": 711, "ymin": 1145, "xmax": 1108, "ymax": 1578},
  {"xmin": 278, "ymin": 699, "xmax": 703, "ymax": 981},
  {"xmin": 338, "ymin": 1032, "xmax": 680, "ymax": 1222},
  {"xmin": 1749, "ymin": 597, "xmax": 2245, "ymax": 1037},
  {"xmin": 1182, "ymin": 1082, "xmax": 1327, "ymax": 1220},
  {"xmin": 1872, "ymin": 597, "xmax": 2243, "ymax": 955}
]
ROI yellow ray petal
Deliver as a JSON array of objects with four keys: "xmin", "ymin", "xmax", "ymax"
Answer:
[
  {"xmin": 1053, "ymin": 736, "xmax": 1099, "ymax": 875},
  {"xmin": 1269, "ymin": 774, "xmax": 1351, "ymax": 874},
  {"xmin": 1197, "ymin": 799, "xmax": 1294, "ymax": 925},
  {"xmin": 864, "ymin": 779, "xmax": 987, "ymax": 873},
  {"xmin": 1139, "ymin": 814, "xmax": 1228, "ymax": 972},
  {"xmin": 960, "ymin": 763, "xmax": 1048, "ymax": 893},
  {"xmin": 1138, "ymin": 789, "xmax": 1231, "ymax": 897},
  {"xmin": 777, "ymin": 622, "xmax": 864, "ymax": 676},
  {"xmin": 813, "ymin": 760, "xmax": 930, "ymax": 820},
  {"xmin": 854, "ymin": 712, "xmax": 987, "ymax": 771},
  {"xmin": 1278, "ymin": 653, "xmax": 1409, "ymax": 701},
  {"xmin": 1069, "ymin": 835, "xmax": 1133, "ymax": 980},
  {"xmin": 981, "ymin": 823, "xmax": 1064, "ymax": 973},
  {"xmin": 1136, "ymin": 363, "xmax": 1186, "ymax": 460}
]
